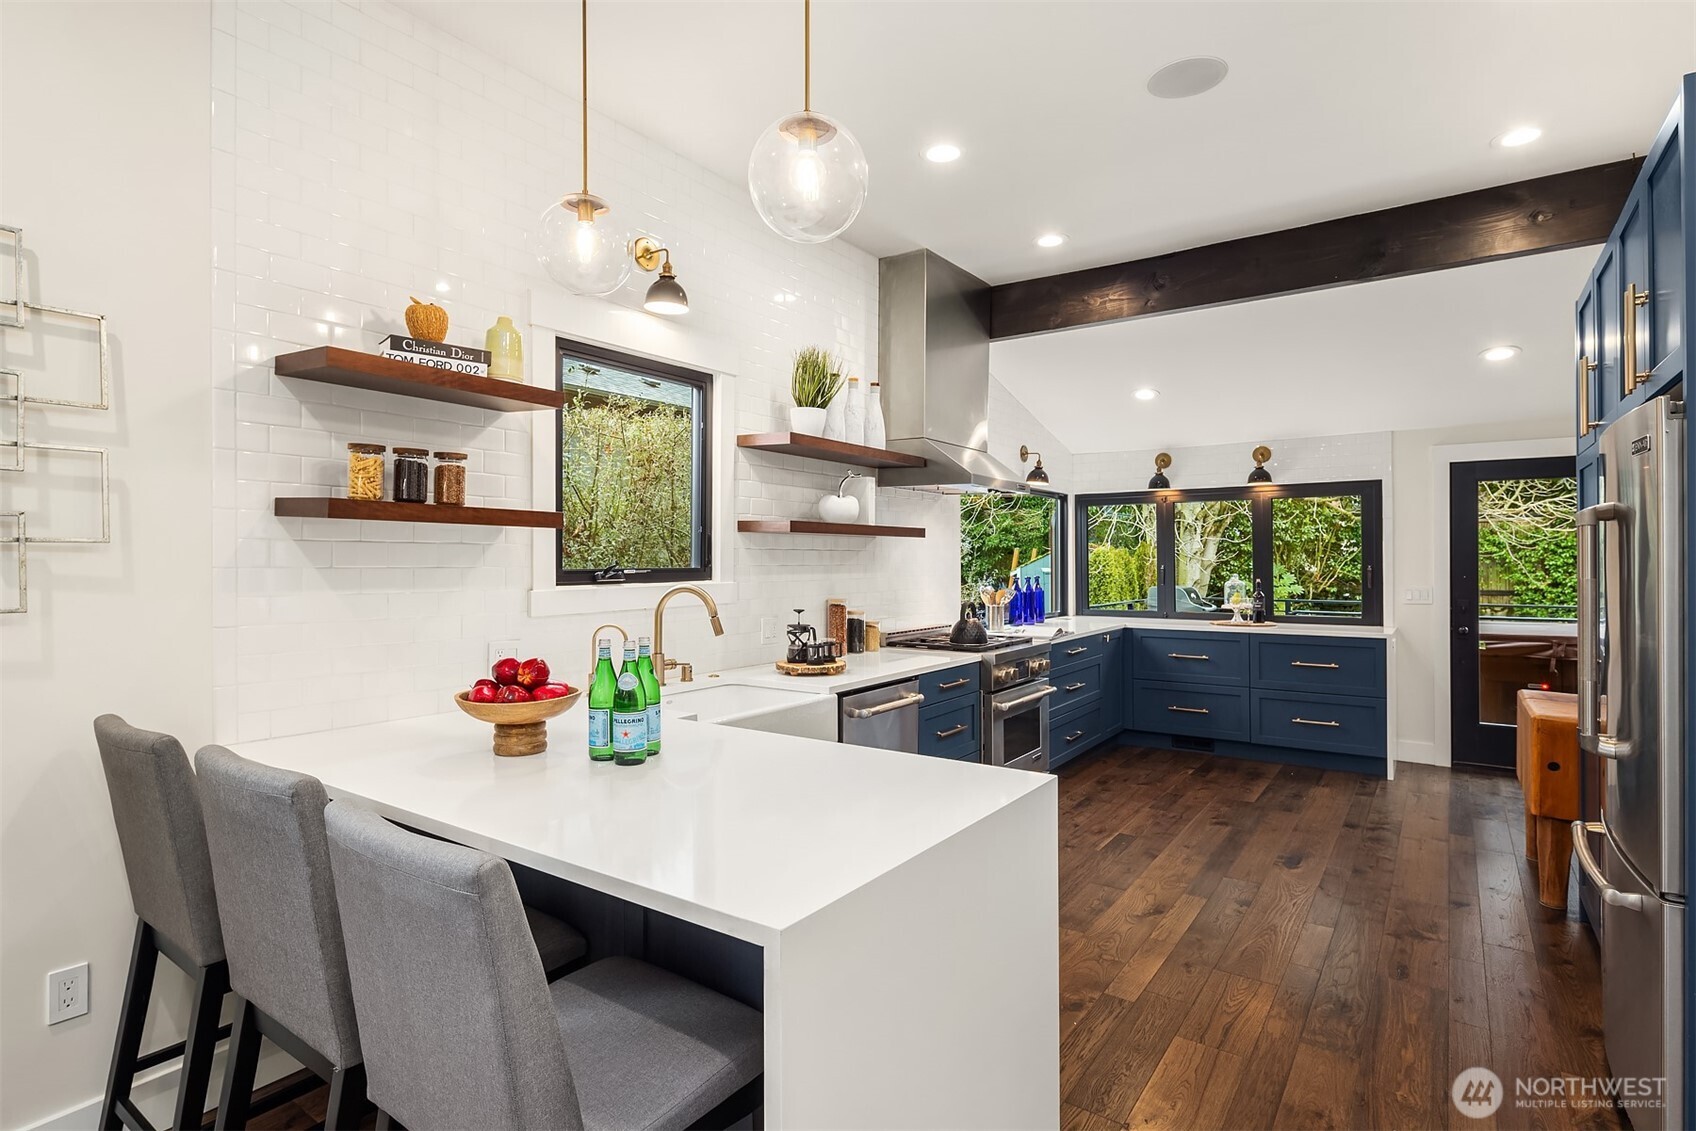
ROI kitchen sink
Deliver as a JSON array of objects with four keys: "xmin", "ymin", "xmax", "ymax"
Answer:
[{"xmin": 664, "ymin": 680, "xmax": 835, "ymax": 738}]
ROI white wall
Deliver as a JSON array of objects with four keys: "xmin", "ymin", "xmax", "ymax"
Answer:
[
  {"xmin": 0, "ymin": 3, "xmax": 214, "ymax": 1126},
  {"xmin": 211, "ymin": 0, "xmax": 959, "ymax": 744}
]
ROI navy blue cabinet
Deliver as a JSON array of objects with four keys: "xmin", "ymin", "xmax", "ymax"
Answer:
[
  {"xmin": 1049, "ymin": 629, "xmax": 1123, "ymax": 770},
  {"xmin": 916, "ymin": 661, "xmax": 980, "ymax": 762},
  {"xmin": 1130, "ymin": 631, "xmax": 1250, "ymax": 686}
]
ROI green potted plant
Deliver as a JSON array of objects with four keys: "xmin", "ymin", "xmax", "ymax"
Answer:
[{"xmin": 790, "ymin": 346, "xmax": 842, "ymax": 436}]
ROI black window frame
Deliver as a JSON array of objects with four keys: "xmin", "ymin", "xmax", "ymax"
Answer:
[
  {"xmin": 958, "ymin": 487, "xmax": 1069, "ymax": 613},
  {"xmin": 554, "ymin": 336, "xmax": 712, "ymax": 587},
  {"xmin": 1074, "ymin": 480, "xmax": 1384, "ymax": 626}
]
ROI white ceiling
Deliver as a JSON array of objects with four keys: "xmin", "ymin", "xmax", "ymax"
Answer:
[
  {"xmin": 989, "ymin": 246, "xmax": 1596, "ymax": 452},
  {"xmin": 403, "ymin": 0, "xmax": 1694, "ymax": 284}
]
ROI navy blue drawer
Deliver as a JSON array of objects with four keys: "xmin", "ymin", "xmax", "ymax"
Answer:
[
  {"xmin": 1131, "ymin": 680, "xmax": 1250, "ymax": 740},
  {"xmin": 1051, "ymin": 655, "xmax": 1105, "ymax": 712},
  {"xmin": 918, "ymin": 663, "xmax": 979, "ymax": 706},
  {"xmin": 1051, "ymin": 705, "xmax": 1104, "ymax": 769},
  {"xmin": 1131, "ymin": 631, "xmax": 1249, "ymax": 687},
  {"xmin": 1251, "ymin": 691, "xmax": 1386, "ymax": 758},
  {"xmin": 1051, "ymin": 632, "xmax": 1115, "ymax": 674},
  {"xmin": 1251, "ymin": 636, "xmax": 1386, "ymax": 697},
  {"xmin": 918, "ymin": 697, "xmax": 979, "ymax": 759}
]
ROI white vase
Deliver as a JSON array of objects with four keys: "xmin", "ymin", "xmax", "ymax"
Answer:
[
  {"xmin": 823, "ymin": 383, "xmax": 846, "ymax": 441},
  {"xmin": 789, "ymin": 406, "xmax": 827, "ymax": 435},
  {"xmin": 842, "ymin": 377, "xmax": 865, "ymax": 447},
  {"xmin": 864, "ymin": 381, "xmax": 886, "ymax": 449},
  {"xmin": 844, "ymin": 474, "xmax": 877, "ymax": 524}
]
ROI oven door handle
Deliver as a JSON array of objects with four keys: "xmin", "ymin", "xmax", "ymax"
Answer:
[
  {"xmin": 843, "ymin": 692, "xmax": 926, "ymax": 719},
  {"xmin": 1570, "ymin": 821, "xmax": 1645, "ymax": 911},
  {"xmin": 993, "ymin": 685, "xmax": 1056, "ymax": 714}
]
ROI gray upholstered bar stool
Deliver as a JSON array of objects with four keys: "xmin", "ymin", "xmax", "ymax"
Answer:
[
  {"xmin": 195, "ymin": 748, "xmax": 589, "ymax": 1130},
  {"xmin": 93, "ymin": 715, "xmax": 232, "ymax": 1131},
  {"xmin": 324, "ymin": 801, "xmax": 765, "ymax": 1131}
]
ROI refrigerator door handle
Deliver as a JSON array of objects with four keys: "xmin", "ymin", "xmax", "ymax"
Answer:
[
  {"xmin": 1576, "ymin": 502, "xmax": 1631, "ymax": 759},
  {"xmin": 1570, "ymin": 821, "xmax": 1646, "ymax": 910}
]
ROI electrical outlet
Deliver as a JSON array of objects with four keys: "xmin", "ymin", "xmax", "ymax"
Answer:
[
  {"xmin": 1402, "ymin": 587, "xmax": 1434, "ymax": 605},
  {"xmin": 47, "ymin": 963, "xmax": 87, "ymax": 1025},
  {"xmin": 488, "ymin": 640, "xmax": 520, "ymax": 672},
  {"xmin": 759, "ymin": 617, "xmax": 780, "ymax": 645}
]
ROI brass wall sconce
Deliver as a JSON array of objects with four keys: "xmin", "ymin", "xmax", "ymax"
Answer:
[
  {"xmin": 1019, "ymin": 444, "xmax": 1049, "ymax": 486},
  {"xmin": 632, "ymin": 236, "xmax": 689, "ymax": 315},
  {"xmin": 1148, "ymin": 452, "xmax": 1172, "ymax": 489},
  {"xmin": 1247, "ymin": 445, "xmax": 1273, "ymax": 483}
]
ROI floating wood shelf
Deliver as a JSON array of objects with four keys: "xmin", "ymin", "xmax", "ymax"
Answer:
[
  {"xmin": 736, "ymin": 518, "xmax": 925, "ymax": 539},
  {"xmin": 274, "ymin": 497, "xmax": 562, "ymax": 529},
  {"xmin": 737, "ymin": 432, "xmax": 927, "ymax": 469},
  {"xmin": 274, "ymin": 347, "xmax": 563, "ymax": 412}
]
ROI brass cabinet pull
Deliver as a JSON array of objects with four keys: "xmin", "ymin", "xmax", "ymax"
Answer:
[
  {"xmin": 1064, "ymin": 682, "xmax": 1086, "ymax": 692},
  {"xmin": 1065, "ymin": 646, "xmax": 1088, "ymax": 656},
  {"xmin": 1624, "ymin": 284, "xmax": 1651, "ymax": 394},
  {"xmin": 938, "ymin": 678, "xmax": 970, "ymax": 690},
  {"xmin": 1167, "ymin": 652, "xmax": 1210, "ymax": 661},
  {"xmin": 1292, "ymin": 717, "xmax": 1341, "ymax": 728},
  {"xmin": 1168, "ymin": 705, "xmax": 1210, "ymax": 715},
  {"xmin": 934, "ymin": 723, "xmax": 969, "ymax": 740},
  {"xmin": 1290, "ymin": 661, "xmax": 1340, "ymax": 670},
  {"xmin": 1578, "ymin": 354, "xmax": 1600, "ymax": 436},
  {"xmin": 1064, "ymin": 730, "xmax": 1085, "ymax": 743}
]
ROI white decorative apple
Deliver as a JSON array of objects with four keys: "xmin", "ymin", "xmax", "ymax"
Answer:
[{"xmin": 818, "ymin": 492, "xmax": 859, "ymax": 523}]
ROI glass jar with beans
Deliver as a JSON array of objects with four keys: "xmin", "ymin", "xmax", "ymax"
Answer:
[
  {"xmin": 392, "ymin": 447, "xmax": 429, "ymax": 503},
  {"xmin": 346, "ymin": 443, "xmax": 386, "ymax": 501},
  {"xmin": 433, "ymin": 452, "xmax": 467, "ymax": 506}
]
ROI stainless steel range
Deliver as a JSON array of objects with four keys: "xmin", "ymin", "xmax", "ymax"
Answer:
[{"xmin": 885, "ymin": 627, "xmax": 1058, "ymax": 772}]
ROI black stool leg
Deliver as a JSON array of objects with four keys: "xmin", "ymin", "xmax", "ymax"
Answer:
[
  {"xmin": 373, "ymin": 1111, "xmax": 393, "ymax": 1131},
  {"xmin": 101, "ymin": 921, "xmax": 159, "ymax": 1130},
  {"xmin": 172, "ymin": 959, "xmax": 229, "ymax": 1131},
  {"xmin": 214, "ymin": 998, "xmax": 263, "ymax": 1130},
  {"xmin": 323, "ymin": 1064, "xmax": 366, "ymax": 1131}
]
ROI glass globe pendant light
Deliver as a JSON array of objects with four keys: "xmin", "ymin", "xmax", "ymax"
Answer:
[
  {"xmin": 748, "ymin": 0, "xmax": 868, "ymax": 244},
  {"xmin": 537, "ymin": 0, "xmax": 631, "ymax": 295}
]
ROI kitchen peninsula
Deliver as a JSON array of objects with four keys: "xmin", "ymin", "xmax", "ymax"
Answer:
[{"xmin": 229, "ymin": 708, "xmax": 1058, "ymax": 1129}]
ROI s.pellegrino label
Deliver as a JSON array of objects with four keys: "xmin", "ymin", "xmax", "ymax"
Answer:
[{"xmin": 612, "ymin": 644, "xmax": 647, "ymax": 765}]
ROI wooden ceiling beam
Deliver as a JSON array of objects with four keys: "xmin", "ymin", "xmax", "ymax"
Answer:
[{"xmin": 988, "ymin": 158, "xmax": 1643, "ymax": 339}]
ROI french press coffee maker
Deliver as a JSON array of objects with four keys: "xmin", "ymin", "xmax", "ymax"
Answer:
[{"xmin": 786, "ymin": 609, "xmax": 818, "ymax": 664}]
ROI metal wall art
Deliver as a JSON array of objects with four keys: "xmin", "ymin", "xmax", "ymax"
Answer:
[{"xmin": 0, "ymin": 224, "xmax": 113, "ymax": 614}]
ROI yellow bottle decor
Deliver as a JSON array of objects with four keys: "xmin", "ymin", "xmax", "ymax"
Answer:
[{"xmin": 486, "ymin": 316, "xmax": 524, "ymax": 382}]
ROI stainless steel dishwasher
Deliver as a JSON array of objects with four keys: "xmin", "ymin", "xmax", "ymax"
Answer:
[{"xmin": 839, "ymin": 679, "xmax": 925, "ymax": 751}]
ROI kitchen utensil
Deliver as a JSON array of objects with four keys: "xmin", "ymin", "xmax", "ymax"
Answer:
[
  {"xmin": 454, "ymin": 688, "xmax": 582, "ymax": 757},
  {"xmin": 985, "ymin": 602, "xmax": 1008, "ymax": 632},
  {"xmin": 786, "ymin": 609, "xmax": 818, "ymax": 663},
  {"xmin": 949, "ymin": 602, "xmax": 990, "ymax": 648}
]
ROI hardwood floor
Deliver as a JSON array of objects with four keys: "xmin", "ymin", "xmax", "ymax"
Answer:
[
  {"xmin": 1058, "ymin": 745, "xmax": 1621, "ymax": 1131},
  {"xmin": 244, "ymin": 743, "xmax": 1618, "ymax": 1131}
]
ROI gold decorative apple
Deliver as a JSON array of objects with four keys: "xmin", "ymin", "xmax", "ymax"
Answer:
[{"xmin": 405, "ymin": 295, "xmax": 449, "ymax": 342}]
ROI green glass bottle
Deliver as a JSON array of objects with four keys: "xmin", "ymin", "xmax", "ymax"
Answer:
[
  {"xmin": 636, "ymin": 636, "xmax": 661, "ymax": 756},
  {"xmin": 587, "ymin": 639, "xmax": 616, "ymax": 761},
  {"xmin": 612, "ymin": 642, "xmax": 648, "ymax": 766}
]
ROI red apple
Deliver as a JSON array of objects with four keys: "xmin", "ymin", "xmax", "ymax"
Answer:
[
  {"xmin": 531, "ymin": 682, "xmax": 572, "ymax": 700},
  {"xmin": 468, "ymin": 684, "xmax": 498, "ymax": 704},
  {"xmin": 473, "ymin": 678, "xmax": 498, "ymax": 691},
  {"xmin": 516, "ymin": 657, "xmax": 550, "ymax": 690},
  {"xmin": 497, "ymin": 685, "xmax": 531, "ymax": 703},
  {"xmin": 492, "ymin": 657, "xmax": 520, "ymax": 686}
]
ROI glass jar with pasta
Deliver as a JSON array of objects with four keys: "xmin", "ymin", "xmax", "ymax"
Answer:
[{"xmin": 346, "ymin": 443, "xmax": 386, "ymax": 501}]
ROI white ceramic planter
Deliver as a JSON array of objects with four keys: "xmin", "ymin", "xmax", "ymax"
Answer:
[{"xmin": 790, "ymin": 406, "xmax": 827, "ymax": 436}]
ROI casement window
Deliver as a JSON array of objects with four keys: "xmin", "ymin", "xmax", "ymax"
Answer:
[
  {"xmin": 555, "ymin": 338, "xmax": 711, "ymax": 586},
  {"xmin": 960, "ymin": 489, "xmax": 1067, "ymax": 610},
  {"xmin": 1076, "ymin": 481, "xmax": 1384, "ymax": 625}
]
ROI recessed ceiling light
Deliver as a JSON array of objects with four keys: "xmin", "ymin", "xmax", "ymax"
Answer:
[
  {"xmin": 924, "ymin": 142, "xmax": 961, "ymax": 164},
  {"xmin": 1494, "ymin": 126, "xmax": 1542, "ymax": 149},
  {"xmin": 1481, "ymin": 345, "xmax": 1521, "ymax": 362},
  {"xmin": 1035, "ymin": 233, "xmax": 1066, "ymax": 249},
  {"xmin": 1147, "ymin": 56, "xmax": 1229, "ymax": 100},
  {"xmin": 1133, "ymin": 388, "xmax": 1159, "ymax": 401}
]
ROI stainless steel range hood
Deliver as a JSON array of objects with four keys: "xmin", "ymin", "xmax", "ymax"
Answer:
[{"xmin": 875, "ymin": 249, "xmax": 1028, "ymax": 493}]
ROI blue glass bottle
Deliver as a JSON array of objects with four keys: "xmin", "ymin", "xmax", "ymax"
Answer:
[
  {"xmin": 1032, "ymin": 577, "xmax": 1046, "ymax": 623},
  {"xmin": 1009, "ymin": 578, "xmax": 1026, "ymax": 626}
]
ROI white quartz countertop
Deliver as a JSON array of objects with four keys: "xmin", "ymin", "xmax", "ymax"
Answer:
[
  {"xmin": 228, "ymin": 707, "xmax": 1051, "ymax": 944},
  {"xmin": 702, "ymin": 649, "xmax": 981, "ymax": 695},
  {"xmin": 1025, "ymin": 614, "xmax": 1396, "ymax": 638}
]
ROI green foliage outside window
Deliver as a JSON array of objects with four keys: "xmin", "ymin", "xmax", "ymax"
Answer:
[
  {"xmin": 1084, "ymin": 504, "xmax": 1158, "ymax": 611},
  {"xmin": 559, "ymin": 361, "xmax": 699, "ymax": 574},
  {"xmin": 960, "ymin": 492, "xmax": 1058, "ymax": 601},
  {"xmin": 1272, "ymin": 496, "xmax": 1363, "ymax": 615},
  {"xmin": 1476, "ymin": 477, "xmax": 1577, "ymax": 620}
]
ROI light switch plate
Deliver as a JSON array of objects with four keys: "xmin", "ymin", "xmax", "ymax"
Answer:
[
  {"xmin": 759, "ymin": 617, "xmax": 780, "ymax": 645},
  {"xmin": 1402, "ymin": 587, "xmax": 1433, "ymax": 605},
  {"xmin": 488, "ymin": 640, "xmax": 520, "ymax": 671}
]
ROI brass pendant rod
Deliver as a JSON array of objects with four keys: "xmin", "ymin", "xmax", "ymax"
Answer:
[
  {"xmin": 803, "ymin": 0, "xmax": 811, "ymax": 112},
  {"xmin": 581, "ymin": 0, "xmax": 589, "ymax": 195}
]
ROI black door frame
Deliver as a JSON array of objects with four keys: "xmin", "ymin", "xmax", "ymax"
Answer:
[{"xmin": 1448, "ymin": 455, "xmax": 1577, "ymax": 770}]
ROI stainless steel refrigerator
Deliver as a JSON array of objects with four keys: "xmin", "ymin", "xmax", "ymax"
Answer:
[{"xmin": 1575, "ymin": 393, "xmax": 1685, "ymax": 1131}]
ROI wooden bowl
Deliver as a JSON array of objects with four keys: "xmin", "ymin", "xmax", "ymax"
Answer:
[{"xmin": 453, "ymin": 689, "xmax": 582, "ymax": 757}]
